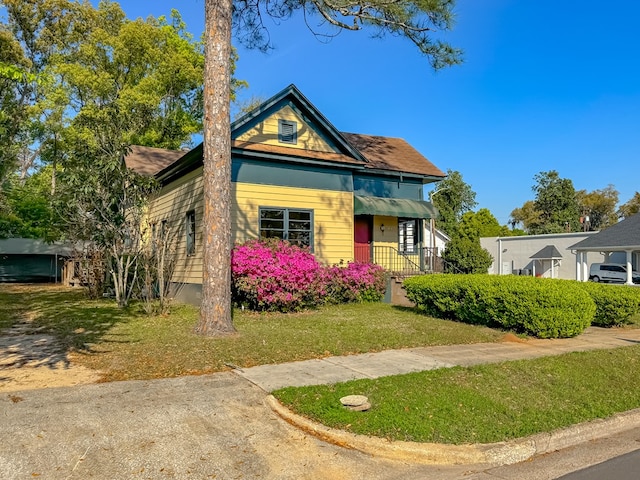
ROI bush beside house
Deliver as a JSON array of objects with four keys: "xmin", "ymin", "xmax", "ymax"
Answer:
[
  {"xmin": 231, "ymin": 240, "xmax": 386, "ymax": 312},
  {"xmin": 404, "ymin": 274, "xmax": 595, "ymax": 338}
]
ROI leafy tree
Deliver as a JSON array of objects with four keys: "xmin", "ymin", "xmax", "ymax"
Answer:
[
  {"xmin": 1, "ymin": 0, "xmax": 218, "ymax": 306},
  {"xmin": 509, "ymin": 200, "xmax": 540, "ymax": 233},
  {"xmin": 430, "ymin": 169, "xmax": 477, "ymax": 238},
  {"xmin": 459, "ymin": 208, "xmax": 512, "ymax": 239},
  {"xmin": 511, "ymin": 171, "xmax": 580, "ymax": 235},
  {"xmin": 0, "ymin": 167, "xmax": 60, "ymax": 240},
  {"xmin": 576, "ymin": 185, "xmax": 618, "ymax": 231},
  {"xmin": 618, "ymin": 192, "xmax": 640, "ymax": 219},
  {"xmin": 530, "ymin": 170, "xmax": 580, "ymax": 234},
  {"xmin": 200, "ymin": 0, "xmax": 463, "ymax": 335}
]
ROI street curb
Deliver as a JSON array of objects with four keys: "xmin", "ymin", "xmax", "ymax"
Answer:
[{"xmin": 266, "ymin": 396, "xmax": 640, "ymax": 466}]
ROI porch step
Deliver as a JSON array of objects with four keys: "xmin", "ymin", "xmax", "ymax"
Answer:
[{"xmin": 385, "ymin": 275, "xmax": 416, "ymax": 307}]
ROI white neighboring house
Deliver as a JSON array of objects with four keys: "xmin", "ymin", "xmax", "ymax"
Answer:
[
  {"xmin": 480, "ymin": 232, "xmax": 604, "ymax": 280},
  {"xmin": 423, "ymin": 222, "xmax": 449, "ymax": 271}
]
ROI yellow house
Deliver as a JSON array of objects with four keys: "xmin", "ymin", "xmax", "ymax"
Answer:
[{"xmin": 126, "ymin": 85, "xmax": 445, "ymax": 304}]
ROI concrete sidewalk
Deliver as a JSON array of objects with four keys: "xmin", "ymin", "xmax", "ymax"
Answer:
[{"xmin": 236, "ymin": 326, "xmax": 640, "ymax": 391}]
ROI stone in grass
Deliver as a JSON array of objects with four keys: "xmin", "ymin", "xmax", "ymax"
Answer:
[{"xmin": 340, "ymin": 395, "xmax": 371, "ymax": 412}]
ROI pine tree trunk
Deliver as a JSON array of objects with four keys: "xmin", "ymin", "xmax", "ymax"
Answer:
[{"xmin": 195, "ymin": 0, "xmax": 236, "ymax": 336}]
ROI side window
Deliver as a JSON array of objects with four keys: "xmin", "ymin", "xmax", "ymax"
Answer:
[
  {"xmin": 186, "ymin": 210, "xmax": 196, "ymax": 256},
  {"xmin": 398, "ymin": 219, "xmax": 417, "ymax": 254},
  {"xmin": 259, "ymin": 207, "xmax": 313, "ymax": 249},
  {"xmin": 278, "ymin": 119, "xmax": 297, "ymax": 144}
]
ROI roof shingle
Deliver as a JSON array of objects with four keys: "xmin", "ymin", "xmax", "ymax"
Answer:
[
  {"xmin": 341, "ymin": 133, "xmax": 446, "ymax": 178},
  {"xmin": 125, "ymin": 145, "xmax": 187, "ymax": 177}
]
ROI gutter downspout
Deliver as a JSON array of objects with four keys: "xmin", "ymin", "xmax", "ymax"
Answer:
[{"xmin": 497, "ymin": 237, "xmax": 502, "ymax": 275}]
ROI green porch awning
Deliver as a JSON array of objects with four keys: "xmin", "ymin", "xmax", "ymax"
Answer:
[{"xmin": 354, "ymin": 195, "xmax": 438, "ymax": 219}]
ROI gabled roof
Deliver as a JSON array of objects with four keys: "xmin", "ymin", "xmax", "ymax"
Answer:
[
  {"xmin": 136, "ymin": 84, "xmax": 445, "ymax": 183},
  {"xmin": 570, "ymin": 214, "xmax": 640, "ymax": 251},
  {"xmin": 530, "ymin": 245, "xmax": 563, "ymax": 259},
  {"xmin": 125, "ymin": 145, "xmax": 187, "ymax": 177},
  {"xmin": 231, "ymin": 84, "xmax": 367, "ymax": 164}
]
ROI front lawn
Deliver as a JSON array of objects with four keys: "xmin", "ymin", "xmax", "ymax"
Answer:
[{"xmin": 0, "ymin": 284, "xmax": 503, "ymax": 381}]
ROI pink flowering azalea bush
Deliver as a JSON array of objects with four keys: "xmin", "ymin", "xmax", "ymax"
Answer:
[
  {"xmin": 322, "ymin": 262, "xmax": 387, "ymax": 304},
  {"xmin": 231, "ymin": 239, "xmax": 387, "ymax": 312}
]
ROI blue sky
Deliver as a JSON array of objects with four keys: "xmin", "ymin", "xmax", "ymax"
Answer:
[{"xmin": 105, "ymin": 1, "xmax": 640, "ymax": 224}]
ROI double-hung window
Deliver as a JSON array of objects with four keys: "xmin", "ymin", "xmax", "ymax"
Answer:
[
  {"xmin": 398, "ymin": 218, "xmax": 417, "ymax": 254},
  {"xmin": 186, "ymin": 210, "xmax": 196, "ymax": 256},
  {"xmin": 259, "ymin": 207, "xmax": 313, "ymax": 249}
]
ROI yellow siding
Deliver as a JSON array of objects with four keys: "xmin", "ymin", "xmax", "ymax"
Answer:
[
  {"xmin": 233, "ymin": 183, "xmax": 353, "ymax": 265},
  {"xmin": 236, "ymin": 105, "xmax": 335, "ymax": 153},
  {"xmin": 147, "ymin": 173, "xmax": 355, "ymax": 285},
  {"xmin": 147, "ymin": 167, "xmax": 204, "ymax": 284}
]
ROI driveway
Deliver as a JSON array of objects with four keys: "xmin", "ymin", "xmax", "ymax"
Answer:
[{"xmin": 0, "ymin": 373, "xmax": 480, "ymax": 480}]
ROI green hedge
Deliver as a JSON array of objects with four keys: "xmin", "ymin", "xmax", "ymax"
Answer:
[
  {"xmin": 403, "ymin": 275, "xmax": 595, "ymax": 338},
  {"xmin": 577, "ymin": 282, "xmax": 640, "ymax": 327}
]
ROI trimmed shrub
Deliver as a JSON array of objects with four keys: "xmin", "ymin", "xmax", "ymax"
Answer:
[
  {"xmin": 577, "ymin": 282, "xmax": 640, "ymax": 327},
  {"xmin": 231, "ymin": 240, "xmax": 387, "ymax": 312},
  {"xmin": 404, "ymin": 274, "xmax": 595, "ymax": 338}
]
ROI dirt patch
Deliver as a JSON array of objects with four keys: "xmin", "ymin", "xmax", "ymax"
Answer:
[
  {"xmin": 501, "ymin": 332, "xmax": 529, "ymax": 343},
  {"xmin": 0, "ymin": 311, "xmax": 101, "ymax": 393}
]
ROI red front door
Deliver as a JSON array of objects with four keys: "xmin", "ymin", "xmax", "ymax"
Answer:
[{"xmin": 354, "ymin": 216, "xmax": 372, "ymax": 263}]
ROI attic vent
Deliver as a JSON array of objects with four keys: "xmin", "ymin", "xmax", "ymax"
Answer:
[{"xmin": 278, "ymin": 119, "xmax": 297, "ymax": 144}]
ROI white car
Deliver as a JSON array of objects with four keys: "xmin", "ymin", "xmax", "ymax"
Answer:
[{"xmin": 589, "ymin": 263, "xmax": 640, "ymax": 284}]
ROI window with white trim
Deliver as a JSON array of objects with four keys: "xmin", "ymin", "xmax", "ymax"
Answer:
[
  {"xmin": 259, "ymin": 207, "xmax": 313, "ymax": 249},
  {"xmin": 398, "ymin": 218, "xmax": 417, "ymax": 254}
]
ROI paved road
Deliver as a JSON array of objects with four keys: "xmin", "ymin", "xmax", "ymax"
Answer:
[{"xmin": 557, "ymin": 449, "xmax": 640, "ymax": 480}]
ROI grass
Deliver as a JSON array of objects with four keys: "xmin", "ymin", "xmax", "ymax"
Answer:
[
  {"xmin": 4, "ymin": 283, "xmax": 640, "ymax": 445},
  {"xmin": 0, "ymin": 284, "xmax": 503, "ymax": 382},
  {"xmin": 273, "ymin": 346, "xmax": 640, "ymax": 444}
]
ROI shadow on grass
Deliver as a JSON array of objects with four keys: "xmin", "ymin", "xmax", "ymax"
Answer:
[{"xmin": 0, "ymin": 284, "xmax": 138, "ymax": 371}]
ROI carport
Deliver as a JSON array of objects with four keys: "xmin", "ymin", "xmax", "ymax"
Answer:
[{"xmin": 570, "ymin": 213, "xmax": 640, "ymax": 284}]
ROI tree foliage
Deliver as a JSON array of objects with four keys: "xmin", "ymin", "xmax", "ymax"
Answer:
[
  {"xmin": 232, "ymin": 0, "xmax": 463, "ymax": 69},
  {"xmin": 576, "ymin": 185, "xmax": 618, "ymax": 231},
  {"xmin": 510, "ymin": 170, "xmax": 580, "ymax": 234},
  {"xmin": 618, "ymin": 192, "xmax": 640, "ymax": 219},
  {"xmin": 430, "ymin": 169, "xmax": 477, "ymax": 237},
  {"xmin": 200, "ymin": 0, "xmax": 463, "ymax": 335},
  {"xmin": 459, "ymin": 208, "xmax": 512, "ymax": 239},
  {"xmin": 0, "ymin": 168, "xmax": 60, "ymax": 240},
  {"xmin": 1, "ymin": 0, "xmax": 218, "ymax": 306}
]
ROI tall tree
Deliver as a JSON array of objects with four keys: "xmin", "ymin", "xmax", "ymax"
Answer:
[
  {"xmin": 429, "ymin": 169, "xmax": 477, "ymax": 238},
  {"xmin": 576, "ymin": 185, "xmax": 618, "ymax": 231},
  {"xmin": 201, "ymin": 0, "xmax": 463, "ymax": 335},
  {"xmin": 529, "ymin": 170, "xmax": 580, "ymax": 234}
]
